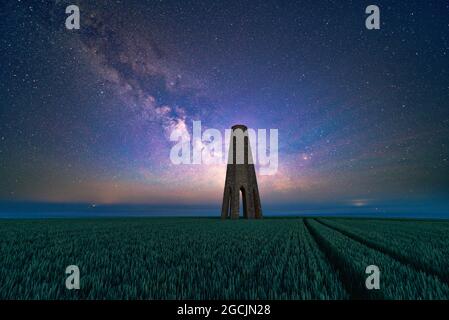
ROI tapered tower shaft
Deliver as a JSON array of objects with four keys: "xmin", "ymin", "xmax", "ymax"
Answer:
[{"xmin": 221, "ymin": 125, "xmax": 262, "ymax": 219}]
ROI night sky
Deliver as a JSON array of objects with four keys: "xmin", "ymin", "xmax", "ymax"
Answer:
[{"xmin": 1, "ymin": 0, "xmax": 448, "ymax": 216}]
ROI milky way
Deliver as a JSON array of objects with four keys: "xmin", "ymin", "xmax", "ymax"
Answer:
[{"xmin": 1, "ymin": 0, "xmax": 449, "ymax": 215}]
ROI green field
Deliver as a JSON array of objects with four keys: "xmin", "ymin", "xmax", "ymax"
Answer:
[{"xmin": 1, "ymin": 217, "xmax": 449, "ymax": 299}]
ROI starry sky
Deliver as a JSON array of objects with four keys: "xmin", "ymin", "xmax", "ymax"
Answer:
[{"xmin": 1, "ymin": 0, "xmax": 448, "ymax": 216}]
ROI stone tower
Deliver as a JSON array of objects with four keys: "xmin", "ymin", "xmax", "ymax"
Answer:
[{"xmin": 221, "ymin": 125, "xmax": 262, "ymax": 219}]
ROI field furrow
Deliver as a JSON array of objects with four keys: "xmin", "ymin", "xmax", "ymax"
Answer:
[
  {"xmin": 318, "ymin": 218, "xmax": 449, "ymax": 284},
  {"xmin": 304, "ymin": 218, "xmax": 449, "ymax": 299}
]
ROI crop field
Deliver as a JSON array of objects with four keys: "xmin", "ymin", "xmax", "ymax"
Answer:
[{"xmin": 0, "ymin": 217, "xmax": 449, "ymax": 299}]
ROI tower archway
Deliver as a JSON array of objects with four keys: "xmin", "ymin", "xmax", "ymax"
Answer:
[{"xmin": 239, "ymin": 187, "xmax": 247, "ymax": 218}]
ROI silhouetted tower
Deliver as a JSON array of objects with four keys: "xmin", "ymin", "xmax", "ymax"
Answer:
[{"xmin": 221, "ymin": 125, "xmax": 262, "ymax": 219}]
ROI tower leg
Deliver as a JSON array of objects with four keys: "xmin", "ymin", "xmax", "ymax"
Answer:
[
  {"xmin": 221, "ymin": 187, "xmax": 232, "ymax": 219},
  {"xmin": 246, "ymin": 191, "xmax": 255, "ymax": 219},
  {"xmin": 253, "ymin": 188, "xmax": 262, "ymax": 219}
]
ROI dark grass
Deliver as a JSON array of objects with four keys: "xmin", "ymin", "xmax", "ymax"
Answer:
[{"xmin": 0, "ymin": 217, "xmax": 448, "ymax": 299}]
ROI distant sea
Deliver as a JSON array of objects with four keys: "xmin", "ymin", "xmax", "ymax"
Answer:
[{"xmin": 0, "ymin": 202, "xmax": 448, "ymax": 219}]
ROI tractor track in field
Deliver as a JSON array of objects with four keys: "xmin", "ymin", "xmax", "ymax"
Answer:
[
  {"xmin": 314, "ymin": 218, "xmax": 449, "ymax": 287},
  {"xmin": 298, "ymin": 219, "xmax": 350, "ymax": 299},
  {"xmin": 303, "ymin": 218, "xmax": 372, "ymax": 299}
]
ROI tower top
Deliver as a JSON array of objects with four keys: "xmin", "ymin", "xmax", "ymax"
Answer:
[{"xmin": 231, "ymin": 124, "xmax": 248, "ymax": 131}]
